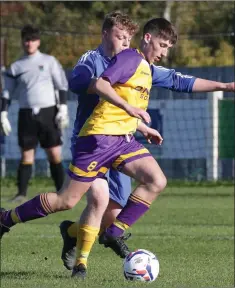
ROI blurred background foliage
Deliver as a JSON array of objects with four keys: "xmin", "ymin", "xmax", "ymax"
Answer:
[{"xmin": 1, "ymin": 1, "xmax": 234, "ymax": 68}]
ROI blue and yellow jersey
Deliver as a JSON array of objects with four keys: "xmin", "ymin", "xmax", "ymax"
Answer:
[{"xmin": 79, "ymin": 49, "xmax": 152, "ymax": 136}]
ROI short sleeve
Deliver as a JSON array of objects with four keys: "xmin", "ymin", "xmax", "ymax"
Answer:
[{"xmin": 101, "ymin": 49, "xmax": 142, "ymax": 85}]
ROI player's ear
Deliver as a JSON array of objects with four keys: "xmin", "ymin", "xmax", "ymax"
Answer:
[
  {"xmin": 144, "ymin": 33, "xmax": 151, "ymax": 44},
  {"xmin": 102, "ymin": 30, "xmax": 108, "ymax": 38}
]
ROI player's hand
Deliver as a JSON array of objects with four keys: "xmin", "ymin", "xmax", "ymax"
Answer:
[
  {"xmin": 124, "ymin": 104, "xmax": 151, "ymax": 124},
  {"xmin": 142, "ymin": 127, "xmax": 163, "ymax": 145},
  {"xmin": 224, "ymin": 82, "xmax": 235, "ymax": 92},
  {"xmin": 55, "ymin": 104, "xmax": 69, "ymax": 130},
  {"xmin": 0, "ymin": 111, "xmax": 12, "ymax": 136}
]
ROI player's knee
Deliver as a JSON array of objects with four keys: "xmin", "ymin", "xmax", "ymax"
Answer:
[
  {"xmin": 47, "ymin": 153, "xmax": 61, "ymax": 164},
  {"xmin": 157, "ymin": 174, "xmax": 167, "ymax": 192},
  {"xmin": 87, "ymin": 183, "xmax": 109, "ymax": 211},
  {"xmin": 87, "ymin": 194, "xmax": 108, "ymax": 213},
  {"xmin": 155, "ymin": 174, "xmax": 167, "ymax": 193},
  {"xmin": 88, "ymin": 196, "xmax": 102, "ymax": 209},
  {"xmin": 21, "ymin": 150, "xmax": 35, "ymax": 163},
  {"xmin": 61, "ymin": 200, "xmax": 76, "ymax": 210},
  {"xmin": 57, "ymin": 193, "xmax": 78, "ymax": 210},
  {"xmin": 148, "ymin": 174, "xmax": 167, "ymax": 195},
  {"xmin": 46, "ymin": 146, "xmax": 62, "ymax": 163}
]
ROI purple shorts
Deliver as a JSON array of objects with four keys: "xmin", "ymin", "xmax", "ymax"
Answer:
[{"xmin": 68, "ymin": 135, "xmax": 150, "ymax": 182}]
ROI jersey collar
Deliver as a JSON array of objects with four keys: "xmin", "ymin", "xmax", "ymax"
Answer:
[
  {"xmin": 136, "ymin": 48, "xmax": 146, "ymax": 60},
  {"xmin": 24, "ymin": 50, "xmax": 41, "ymax": 59},
  {"xmin": 136, "ymin": 48, "xmax": 153, "ymax": 65}
]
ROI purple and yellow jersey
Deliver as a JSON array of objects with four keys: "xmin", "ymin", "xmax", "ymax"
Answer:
[
  {"xmin": 69, "ymin": 46, "xmax": 196, "ymax": 139},
  {"xmin": 79, "ymin": 49, "xmax": 152, "ymax": 136}
]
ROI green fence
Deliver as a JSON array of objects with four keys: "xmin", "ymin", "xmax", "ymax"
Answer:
[{"xmin": 219, "ymin": 99, "xmax": 235, "ymax": 158}]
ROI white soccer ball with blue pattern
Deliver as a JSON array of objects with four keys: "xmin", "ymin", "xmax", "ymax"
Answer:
[{"xmin": 123, "ymin": 249, "xmax": 159, "ymax": 282}]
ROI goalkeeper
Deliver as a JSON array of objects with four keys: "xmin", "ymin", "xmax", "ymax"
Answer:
[{"xmin": 0, "ymin": 25, "xmax": 69, "ymax": 203}]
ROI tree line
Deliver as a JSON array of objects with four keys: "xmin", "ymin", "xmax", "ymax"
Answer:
[{"xmin": 1, "ymin": 1, "xmax": 234, "ymax": 68}]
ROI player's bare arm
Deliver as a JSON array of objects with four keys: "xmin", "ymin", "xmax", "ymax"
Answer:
[
  {"xmin": 192, "ymin": 78, "xmax": 235, "ymax": 92},
  {"xmin": 94, "ymin": 77, "xmax": 151, "ymax": 123},
  {"xmin": 87, "ymin": 77, "xmax": 98, "ymax": 94}
]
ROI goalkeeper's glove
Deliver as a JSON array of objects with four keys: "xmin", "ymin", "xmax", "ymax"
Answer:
[
  {"xmin": 0, "ymin": 111, "xmax": 12, "ymax": 136},
  {"xmin": 55, "ymin": 104, "xmax": 69, "ymax": 130}
]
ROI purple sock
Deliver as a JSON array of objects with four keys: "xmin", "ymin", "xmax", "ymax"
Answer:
[
  {"xmin": 1, "ymin": 210, "xmax": 15, "ymax": 228},
  {"xmin": 1, "ymin": 194, "xmax": 53, "ymax": 228},
  {"xmin": 106, "ymin": 194, "xmax": 150, "ymax": 237}
]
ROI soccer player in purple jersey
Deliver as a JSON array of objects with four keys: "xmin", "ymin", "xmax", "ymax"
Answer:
[
  {"xmin": 95, "ymin": 18, "xmax": 234, "ymax": 258},
  {"xmin": 61, "ymin": 17, "xmax": 235, "ymax": 277}
]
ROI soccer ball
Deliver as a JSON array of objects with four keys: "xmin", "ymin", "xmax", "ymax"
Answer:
[{"xmin": 123, "ymin": 249, "xmax": 159, "ymax": 282}]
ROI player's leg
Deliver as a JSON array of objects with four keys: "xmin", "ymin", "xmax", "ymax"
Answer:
[
  {"xmin": 79, "ymin": 178, "xmax": 109, "ymax": 227},
  {"xmin": 99, "ymin": 136, "xmax": 167, "ymax": 256},
  {"xmin": 45, "ymin": 145, "xmax": 64, "ymax": 191},
  {"xmin": 78, "ymin": 169, "xmax": 131, "ymax": 233},
  {"xmin": 39, "ymin": 106, "xmax": 65, "ymax": 191},
  {"xmin": 0, "ymin": 174, "xmax": 92, "ymax": 239},
  {"xmin": 15, "ymin": 149, "xmax": 35, "ymax": 202},
  {"xmin": 63, "ymin": 135, "xmax": 122, "ymax": 278},
  {"xmin": 100, "ymin": 199, "xmax": 123, "ymax": 230},
  {"xmin": 98, "ymin": 169, "xmax": 133, "ymax": 257},
  {"xmin": 10, "ymin": 109, "xmax": 38, "ymax": 203},
  {"xmin": 58, "ymin": 135, "xmax": 132, "ymax": 277},
  {"xmin": 60, "ymin": 178, "xmax": 109, "ymax": 270},
  {"xmin": 59, "ymin": 196, "xmax": 124, "ymax": 271},
  {"xmin": 1, "ymin": 135, "xmax": 112, "ymax": 239},
  {"xmin": 60, "ymin": 169, "xmax": 131, "ymax": 269},
  {"xmin": 104, "ymin": 156, "xmax": 166, "ymax": 236},
  {"xmin": 102, "ymin": 169, "xmax": 131, "ymax": 229},
  {"xmin": 75, "ymin": 178, "xmax": 109, "ymax": 274}
]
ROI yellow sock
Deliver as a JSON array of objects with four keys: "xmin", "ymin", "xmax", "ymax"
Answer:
[
  {"xmin": 67, "ymin": 222, "xmax": 78, "ymax": 238},
  {"xmin": 75, "ymin": 224, "xmax": 99, "ymax": 267},
  {"xmin": 11, "ymin": 210, "xmax": 21, "ymax": 223}
]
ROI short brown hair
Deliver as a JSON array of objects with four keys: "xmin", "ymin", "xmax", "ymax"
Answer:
[
  {"xmin": 143, "ymin": 18, "xmax": 177, "ymax": 45},
  {"xmin": 102, "ymin": 11, "xmax": 139, "ymax": 36}
]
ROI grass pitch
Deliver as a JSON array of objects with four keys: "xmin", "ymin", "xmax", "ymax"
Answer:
[{"xmin": 1, "ymin": 178, "xmax": 234, "ymax": 288}]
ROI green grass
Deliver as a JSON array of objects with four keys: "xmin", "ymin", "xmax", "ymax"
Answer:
[{"xmin": 1, "ymin": 179, "xmax": 234, "ymax": 288}]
